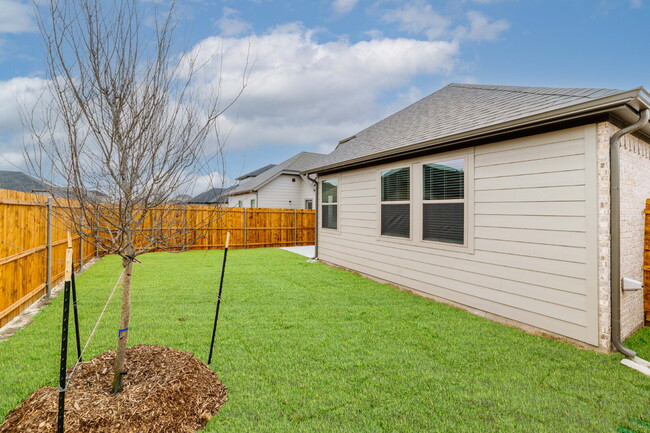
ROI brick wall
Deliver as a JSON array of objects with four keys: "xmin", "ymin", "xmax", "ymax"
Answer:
[
  {"xmin": 597, "ymin": 122, "xmax": 612, "ymax": 349},
  {"xmin": 597, "ymin": 121, "xmax": 650, "ymax": 348}
]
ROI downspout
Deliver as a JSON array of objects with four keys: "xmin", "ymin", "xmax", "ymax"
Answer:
[
  {"xmin": 609, "ymin": 109, "xmax": 650, "ymax": 371},
  {"xmin": 307, "ymin": 173, "xmax": 318, "ymax": 260}
]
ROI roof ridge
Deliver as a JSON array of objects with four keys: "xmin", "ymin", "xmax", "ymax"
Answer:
[{"xmin": 449, "ymin": 83, "xmax": 621, "ymax": 100}]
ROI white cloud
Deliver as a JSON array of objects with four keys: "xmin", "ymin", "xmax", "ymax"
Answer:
[
  {"xmin": 0, "ymin": 77, "xmax": 49, "ymax": 132},
  {"xmin": 217, "ymin": 7, "xmax": 252, "ymax": 37},
  {"xmin": 183, "ymin": 24, "xmax": 459, "ymax": 152},
  {"xmin": 364, "ymin": 29, "xmax": 384, "ymax": 39},
  {"xmin": 0, "ymin": 150, "xmax": 26, "ymax": 170},
  {"xmin": 631, "ymin": 0, "xmax": 643, "ymax": 7},
  {"xmin": 381, "ymin": 2, "xmax": 509, "ymax": 43},
  {"xmin": 0, "ymin": 0, "xmax": 36, "ymax": 33},
  {"xmin": 382, "ymin": 1, "xmax": 450, "ymax": 40},
  {"xmin": 189, "ymin": 171, "xmax": 233, "ymax": 195},
  {"xmin": 456, "ymin": 11, "xmax": 509, "ymax": 41},
  {"xmin": 0, "ymin": 77, "xmax": 54, "ymax": 171},
  {"xmin": 332, "ymin": 0, "xmax": 358, "ymax": 15}
]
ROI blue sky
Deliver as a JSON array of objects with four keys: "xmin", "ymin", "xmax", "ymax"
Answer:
[{"xmin": 0, "ymin": 0, "xmax": 648, "ymax": 194}]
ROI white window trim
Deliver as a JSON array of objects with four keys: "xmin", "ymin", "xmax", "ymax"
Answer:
[
  {"xmin": 320, "ymin": 175, "xmax": 341, "ymax": 233},
  {"xmin": 376, "ymin": 164, "xmax": 413, "ymax": 240}
]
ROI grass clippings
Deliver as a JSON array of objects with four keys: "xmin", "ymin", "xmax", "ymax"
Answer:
[{"xmin": 0, "ymin": 345, "xmax": 227, "ymax": 433}]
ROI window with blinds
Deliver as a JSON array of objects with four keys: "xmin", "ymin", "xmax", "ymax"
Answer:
[
  {"xmin": 380, "ymin": 167, "xmax": 410, "ymax": 238},
  {"xmin": 322, "ymin": 179, "xmax": 338, "ymax": 229},
  {"xmin": 422, "ymin": 158, "xmax": 464, "ymax": 245}
]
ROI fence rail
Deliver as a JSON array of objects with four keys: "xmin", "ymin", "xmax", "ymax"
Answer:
[
  {"xmin": 643, "ymin": 198, "xmax": 650, "ymax": 326},
  {"xmin": 0, "ymin": 188, "xmax": 315, "ymax": 327}
]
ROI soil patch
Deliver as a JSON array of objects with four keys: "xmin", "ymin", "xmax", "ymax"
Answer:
[{"xmin": 0, "ymin": 345, "xmax": 227, "ymax": 432}]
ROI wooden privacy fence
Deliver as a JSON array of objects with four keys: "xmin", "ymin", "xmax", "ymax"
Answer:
[
  {"xmin": 0, "ymin": 189, "xmax": 96, "ymax": 328},
  {"xmin": 643, "ymin": 199, "xmax": 650, "ymax": 326},
  {"xmin": 138, "ymin": 206, "xmax": 315, "ymax": 251},
  {"xmin": 1, "ymin": 191, "xmax": 315, "ymax": 328}
]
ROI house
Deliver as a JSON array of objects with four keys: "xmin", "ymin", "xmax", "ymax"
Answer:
[
  {"xmin": 235, "ymin": 164, "xmax": 276, "ymax": 182},
  {"xmin": 0, "ymin": 170, "xmax": 107, "ymax": 201},
  {"xmin": 228, "ymin": 152, "xmax": 325, "ymax": 209},
  {"xmin": 307, "ymin": 83, "xmax": 650, "ymax": 354},
  {"xmin": 0, "ymin": 170, "xmax": 50, "ymax": 193},
  {"xmin": 188, "ymin": 186, "xmax": 236, "ymax": 206}
]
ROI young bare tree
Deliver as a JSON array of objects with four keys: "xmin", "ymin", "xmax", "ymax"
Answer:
[{"xmin": 24, "ymin": 0, "xmax": 247, "ymax": 392}]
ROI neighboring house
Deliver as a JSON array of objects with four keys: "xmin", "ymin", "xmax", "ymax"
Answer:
[
  {"xmin": 235, "ymin": 164, "xmax": 276, "ymax": 182},
  {"xmin": 228, "ymin": 152, "xmax": 325, "ymax": 209},
  {"xmin": 307, "ymin": 83, "xmax": 650, "ymax": 353},
  {"xmin": 0, "ymin": 170, "xmax": 107, "ymax": 201},
  {"xmin": 188, "ymin": 186, "xmax": 236, "ymax": 206},
  {"xmin": 170, "ymin": 194, "xmax": 194, "ymax": 204},
  {"xmin": 0, "ymin": 170, "xmax": 50, "ymax": 193}
]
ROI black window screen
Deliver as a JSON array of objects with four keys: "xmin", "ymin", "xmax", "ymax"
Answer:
[
  {"xmin": 381, "ymin": 167, "xmax": 410, "ymax": 238},
  {"xmin": 423, "ymin": 203, "xmax": 464, "ymax": 244},
  {"xmin": 322, "ymin": 180, "xmax": 338, "ymax": 203},
  {"xmin": 381, "ymin": 168, "xmax": 410, "ymax": 201},
  {"xmin": 381, "ymin": 204, "xmax": 410, "ymax": 238},
  {"xmin": 322, "ymin": 179, "xmax": 338, "ymax": 229},
  {"xmin": 322, "ymin": 205, "xmax": 337, "ymax": 229},
  {"xmin": 423, "ymin": 159, "xmax": 464, "ymax": 200}
]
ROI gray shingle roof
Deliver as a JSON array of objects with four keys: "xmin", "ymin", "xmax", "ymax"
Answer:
[
  {"xmin": 189, "ymin": 186, "xmax": 236, "ymax": 204},
  {"xmin": 0, "ymin": 170, "xmax": 50, "ymax": 193},
  {"xmin": 310, "ymin": 83, "xmax": 638, "ymax": 172},
  {"xmin": 230, "ymin": 152, "xmax": 326, "ymax": 195},
  {"xmin": 235, "ymin": 164, "xmax": 276, "ymax": 181}
]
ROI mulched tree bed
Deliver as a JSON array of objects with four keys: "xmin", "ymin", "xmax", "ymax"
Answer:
[{"xmin": 0, "ymin": 345, "xmax": 227, "ymax": 433}]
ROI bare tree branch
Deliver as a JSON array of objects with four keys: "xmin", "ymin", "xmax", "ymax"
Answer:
[{"xmin": 23, "ymin": 0, "xmax": 248, "ymax": 393}]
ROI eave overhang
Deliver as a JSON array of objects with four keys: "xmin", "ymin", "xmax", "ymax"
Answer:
[{"xmin": 306, "ymin": 87, "xmax": 650, "ymax": 175}]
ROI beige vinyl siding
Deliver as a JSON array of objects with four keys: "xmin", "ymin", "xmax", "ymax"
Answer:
[{"xmin": 319, "ymin": 125, "xmax": 600, "ymax": 346}]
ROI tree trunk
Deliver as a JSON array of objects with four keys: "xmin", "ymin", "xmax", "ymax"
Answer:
[{"xmin": 112, "ymin": 251, "xmax": 134, "ymax": 393}]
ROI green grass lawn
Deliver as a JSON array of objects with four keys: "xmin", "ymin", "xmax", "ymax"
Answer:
[{"xmin": 1, "ymin": 249, "xmax": 650, "ymax": 432}]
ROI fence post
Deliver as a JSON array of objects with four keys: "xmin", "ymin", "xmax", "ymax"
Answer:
[
  {"xmin": 294, "ymin": 209, "xmax": 297, "ymax": 246},
  {"xmin": 79, "ymin": 234, "xmax": 85, "ymax": 268},
  {"xmin": 183, "ymin": 206, "xmax": 187, "ymax": 252},
  {"xmin": 46, "ymin": 197, "xmax": 53, "ymax": 298},
  {"xmin": 243, "ymin": 208, "xmax": 248, "ymax": 249}
]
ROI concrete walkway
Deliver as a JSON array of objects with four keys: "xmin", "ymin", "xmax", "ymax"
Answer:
[{"xmin": 279, "ymin": 245, "xmax": 315, "ymax": 259}]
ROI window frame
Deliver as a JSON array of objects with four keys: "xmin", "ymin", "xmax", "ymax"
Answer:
[
  {"xmin": 377, "ymin": 164, "xmax": 412, "ymax": 240},
  {"xmin": 320, "ymin": 176, "xmax": 340, "ymax": 232},
  {"xmin": 416, "ymin": 151, "xmax": 474, "ymax": 252}
]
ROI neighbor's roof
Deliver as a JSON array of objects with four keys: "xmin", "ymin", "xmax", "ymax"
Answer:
[
  {"xmin": 308, "ymin": 83, "xmax": 650, "ymax": 173},
  {"xmin": 229, "ymin": 152, "xmax": 326, "ymax": 196},
  {"xmin": 189, "ymin": 186, "xmax": 236, "ymax": 204},
  {"xmin": 0, "ymin": 170, "xmax": 48, "ymax": 193},
  {"xmin": 235, "ymin": 164, "xmax": 276, "ymax": 181}
]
